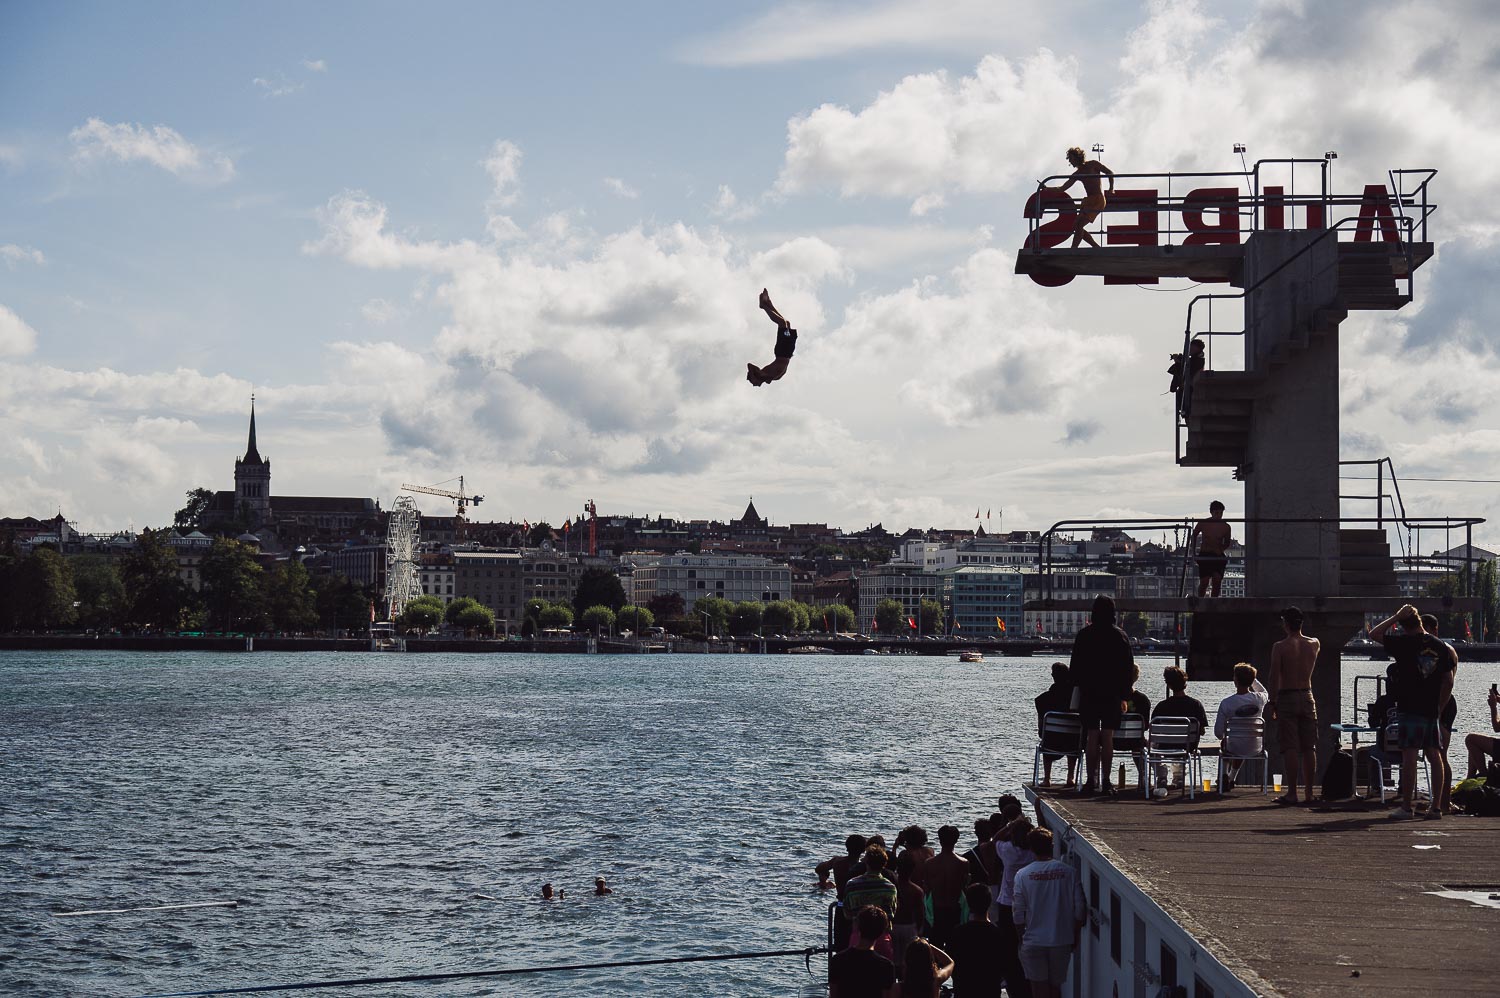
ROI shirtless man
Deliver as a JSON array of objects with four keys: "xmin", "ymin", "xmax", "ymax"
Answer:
[
  {"xmin": 1053, "ymin": 146, "xmax": 1115, "ymax": 248},
  {"xmin": 1190, "ymin": 501, "xmax": 1233, "ymax": 597},
  {"xmin": 746, "ymin": 287, "xmax": 797, "ymax": 386},
  {"xmin": 924, "ymin": 825, "xmax": 970, "ymax": 949},
  {"xmin": 1268, "ymin": 606, "xmax": 1320, "ymax": 805}
]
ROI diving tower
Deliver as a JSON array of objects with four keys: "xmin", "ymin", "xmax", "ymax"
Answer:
[{"xmin": 1018, "ymin": 158, "xmax": 1482, "ymax": 766}]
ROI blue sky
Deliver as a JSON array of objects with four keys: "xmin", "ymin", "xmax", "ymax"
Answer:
[{"xmin": 3, "ymin": 0, "xmax": 1499, "ymax": 548}]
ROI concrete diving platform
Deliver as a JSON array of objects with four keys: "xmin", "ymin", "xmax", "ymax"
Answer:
[
  {"xmin": 1029, "ymin": 788, "xmax": 1500, "ymax": 996},
  {"xmin": 1024, "ymin": 596, "xmax": 1483, "ymax": 615}
]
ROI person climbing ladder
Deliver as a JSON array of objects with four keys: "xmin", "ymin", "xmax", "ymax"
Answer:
[{"xmin": 746, "ymin": 287, "xmax": 797, "ymax": 387}]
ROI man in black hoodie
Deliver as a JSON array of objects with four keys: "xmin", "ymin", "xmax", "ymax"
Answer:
[{"xmin": 1069, "ymin": 595, "xmax": 1135, "ymax": 795}]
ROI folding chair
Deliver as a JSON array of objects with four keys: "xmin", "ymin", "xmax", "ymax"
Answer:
[
  {"xmin": 1378, "ymin": 718, "xmax": 1432, "ymax": 804},
  {"xmin": 1115, "ymin": 712, "xmax": 1148, "ymax": 790},
  {"xmin": 1033, "ymin": 711, "xmax": 1083, "ymax": 786},
  {"xmin": 1143, "ymin": 717, "xmax": 1201, "ymax": 800},
  {"xmin": 1218, "ymin": 716, "xmax": 1268, "ymax": 794}
]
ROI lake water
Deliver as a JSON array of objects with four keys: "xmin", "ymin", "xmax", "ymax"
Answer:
[{"xmin": 3, "ymin": 650, "xmax": 1496, "ymax": 996}]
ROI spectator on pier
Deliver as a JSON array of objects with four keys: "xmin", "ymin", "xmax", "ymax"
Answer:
[
  {"xmin": 1151, "ymin": 665, "xmax": 1209, "ymax": 790},
  {"xmin": 899, "ymin": 937, "xmax": 954, "ymax": 998},
  {"xmin": 1034, "ymin": 662, "xmax": 1078, "ymax": 787},
  {"xmin": 1268, "ymin": 606, "xmax": 1320, "ymax": 806},
  {"xmin": 1069, "ymin": 595, "xmax": 1135, "ymax": 795},
  {"xmin": 1012, "ymin": 828, "xmax": 1085, "ymax": 998},
  {"xmin": 947, "ymin": 882, "xmax": 1006, "ymax": 997},
  {"xmin": 924, "ymin": 825, "xmax": 970, "ymax": 948},
  {"xmin": 1422, "ymin": 613, "xmax": 1460, "ymax": 812},
  {"xmin": 1370, "ymin": 605, "xmax": 1455, "ymax": 819},
  {"xmin": 829, "ymin": 905, "xmax": 898, "ymax": 998},
  {"xmin": 845, "ymin": 845, "xmax": 899, "ymax": 924},
  {"xmin": 1465, "ymin": 685, "xmax": 1500, "ymax": 778},
  {"xmin": 895, "ymin": 826, "xmax": 934, "ymax": 884},
  {"xmin": 1120, "ymin": 663, "xmax": 1152, "ymax": 789},
  {"xmin": 993, "ymin": 811, "xmax": 1035, "ymax": 998},
  {"xmin": 818, "ymin": 834, "xmax": 868, "ymax": 948},
  {"xmin": 962, "ymin": 818, "xmax": 996, "ymax": 887},
  {"xmin": 889, "ymin": 852, "xmax": 928, "ymax": 968},
  {"xmin": 1213, "ymin": 663, "xmax": 1269, "ymax": 791}
]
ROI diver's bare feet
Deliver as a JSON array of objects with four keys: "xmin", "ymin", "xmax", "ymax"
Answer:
[{"xmin": 759, "ymin": 288, "xmax": 772, "ymax": 311}]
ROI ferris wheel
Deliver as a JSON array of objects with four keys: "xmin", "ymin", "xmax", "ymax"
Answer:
[{"xmin": 384, "ymin": 495, "xmax": 422, "ymax": 620}]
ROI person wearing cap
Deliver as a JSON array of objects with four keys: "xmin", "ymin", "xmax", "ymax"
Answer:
[
  {"xmin": 593, "ymin": 877, "xmax": 613, "ymax": 896},
  {"xmin": 1268, "ymin": 606, "xmax": 1320, "ymax": 805}
]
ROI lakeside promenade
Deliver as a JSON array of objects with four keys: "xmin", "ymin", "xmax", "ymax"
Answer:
[{"xmin": 1031, "ymin": 787, "xmax": 1500, "ymax": 996}]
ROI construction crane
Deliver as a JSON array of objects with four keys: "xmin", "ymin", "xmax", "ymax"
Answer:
[
  {"xmin": 584, "ymin": 499, "xmax": 598, "ymax": 556},
  {"xmin": 401, "ymin": 476, "xmax": 485, "ymax": 521}
]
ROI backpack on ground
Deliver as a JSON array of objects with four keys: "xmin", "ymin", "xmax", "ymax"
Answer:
[{"xmin": 1321, "ymin": 750, "xmax": 1355, "ymax": 800}]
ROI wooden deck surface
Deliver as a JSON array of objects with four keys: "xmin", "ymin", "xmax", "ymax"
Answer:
[{"xmin": 1037, "ymin": 787, "xmax": 1500, "ymax": 996}]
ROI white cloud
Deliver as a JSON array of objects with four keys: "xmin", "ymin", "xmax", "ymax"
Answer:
[
  {"xmin": 710, "ymin": 184, "xmax": 759, "ymax": 221},
  {"xmin": 361, "ymin": 298, "xmax": 401, "ymax": 324},
  {"xmin": 1, "ymin": 244, "xmax": 45, "ymax": 267},
  {"xmin": 303, "ymin": 58, "xmax": 328, "ymax": 72},
  {"xmin": 0, "ymin": 305, "xmax": 38, "ymax": 356},
  {"xmin": 69, "ymin": 118, "xmax": 235, "ymax": 184},
  {"xmin": 0, "ymin": 144, "xmax": 21, "ymax": 169},
  {"xmin": 483, "ymin": 140, "xmax": 523, "ymax": 207},
  {"xmin": 910, "ymin": 193, "xmax": 946, "ymax": 217},
  {"xmin": 603, "ymin": 177, "xmax": 639, "ymax": 199},
  {"xmin": 680, "ymin": 0, "xmax": 1049, "ymax": 66},
  {"xmin": 252, "ymin": 76, "xmax": 303, "ymax": 98}
]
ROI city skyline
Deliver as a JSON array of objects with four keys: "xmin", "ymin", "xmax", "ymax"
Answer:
[{"xmin": 3, "ymin": 1, "xmax": 1499, "ymax": 546}]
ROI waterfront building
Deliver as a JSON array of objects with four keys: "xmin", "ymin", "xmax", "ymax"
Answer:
[
  {"xmin": 453, "ymin": 551, "xmax": 523, "ymax": 630},
  {"xmin": 327, "ymin": 543, "xmax": 387, "ymax": 592},
  {"xmin": 417, "ymin": 551, "xmax": 456, "ymax": 604},
  {"xmin": 1021, "ymin": 567, "xmax": 1117, "ymax": 638},
  {"xmin": 168, "ymin": 529, "xmax": 214, "ymax": 591},
  {"xmin": 938, "ymin": 566, "xmax": 1023, "ymax": 635},
  {"xmin": 854, "ymin": 561, "xmax": 939, "ymax": 634},
  {"xmin": 628, "ymin": 552, "xmax": 791, "ymax": 612}
]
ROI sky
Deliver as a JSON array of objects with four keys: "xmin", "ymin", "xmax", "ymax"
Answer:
[{"xmin": 2, "ymin": 0, "xmax": 1499, "ymax": 549}]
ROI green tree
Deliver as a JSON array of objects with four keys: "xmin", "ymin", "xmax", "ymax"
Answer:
[
  {"xmin": 15, "ymin": 548, "xmax": 77, "ymax": 630},
  {"xmin": 919, "ymin": 599, "xmax": 943, "ymax": 634},
  {"xmin": 526, "ymin": 522, "xmax": 554, "ymax": 547},
  {"xmin": 581, "ymin": 605, "xmax": 616, "ymax": 634},
  {"xmin": 694, "ymin": 596, "xmax": 731, "ymax": 636},
  {"xmin": 397, "ymin": 594, "xmax": 446, "ymax": 632},
  {"xmin": 617, "ymin": 604, "xmax": 654, "ymax": 633},
  {"xmin": 539, "ymin": 603, "xmax": 575, "ymax": 629},
  {"xmin": 1475, "ymin": 559, "xmax": 1499, "ymax": 641},
  {"xmin": 199, "ymin": 538, "xmax": 267, "ymax": 631},
  {"xmin": 445, "ymin": 597, "xmax": 484, "ymax": 625},
  {"xmin": 811, "ymin": 602, "xmax": 855, "ymax": 633},
  {"xmin": 729, "ymin": 600, "xmax": 763, "ymax": 635},
  {"xmin": 874, "ymin": 598, "xmax": 905, "ymax": 636},
  {"xmin": 647, "ymin": 591, "xmax": 686, "ymax": 619},
  {"xmin": 762, "ymin": 599, "xmax": 798, "ymax": 633},
  {"xmin": 71, "ymin": 556, "xmax": 126, "ymax": 631},
  {"xmin": 317, "ymin": 574, "xmax": 373, "ymax": 630},
  {"xmin": 1121, "ymin": 611, "xmax": 1150, "ymax": 639},
  {"xmin": 572, "ymin": 568, "xmax": 627, "ymax": 616},
  {"xmin": 1425, "ymin": 574, "xmax": 1468, "ymax": 638},
  {"xmin": 265, "ymin": 560, "xmax": 318, "ymax": 633},
  {"xmin": 454, "ymin": 601, "xmax": 496, "ymax": 635},
  {"xmin": 173, "ymin": 487, "xmax": 216, "ymax": 529},
  {"xmin": 119, "ymin": 528, "xmax": 190, "ymax": 631}
]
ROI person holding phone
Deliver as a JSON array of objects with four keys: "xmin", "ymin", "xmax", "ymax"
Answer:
[{"xmin": 1464, "ymin": 683, "xmax": 1500, "ymax": 778}]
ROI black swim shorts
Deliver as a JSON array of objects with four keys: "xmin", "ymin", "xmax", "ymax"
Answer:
[
  {"xmin": 1196, "ymin": 554, "xmax": 1227, "ymax": 576},
  {"xmin": 1077, "ymin": 697, "xmax": 1123, "ymax": 731},
  {"xmin": 774, "ymin": 326, "xmax": 798, "ymax": 359}
]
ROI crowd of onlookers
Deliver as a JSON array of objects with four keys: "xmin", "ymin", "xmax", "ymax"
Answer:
[{"xmin": 819, "ymin": 800, "xmax": 1083, "ymax": 998}]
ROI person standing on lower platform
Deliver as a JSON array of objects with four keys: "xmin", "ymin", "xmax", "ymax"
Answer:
[
  {"xmin": 946, "ymin": 882, "xmax": 1006, "ymax": 997},
  {"xmin": 1268, "ymin": 606, "xmax": 1320, "ymax": 805},
  {"xmin": 1369, "ymin": 604, "xmax": 1455, "ymax": 820},
  {"xmin": 1190, "ymin": 501, "xmax": 1233, "ymax": 597},
  {"xmin": 923, "ymin": 825, "xmax": 970, "ymax": 948},
  {"xmin": 829, "ymin": 905, "xmax": 899, "ymax": 998},
  {"xmin": 1069, "ymin": 595, "xmax": 1135, "ymax": 795},
  {"xmin": 1011, "ymin": 829, "xmax": 1085, "ymax": 998},
  {"xmin": 1422, "ymin": 613, "xmax": 1460, "ymax": 813}
]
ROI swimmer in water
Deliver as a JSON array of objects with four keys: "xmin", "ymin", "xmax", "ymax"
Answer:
[
  {"xmin": 594, "ymin": 877, "xmax": 613, "ymax": 896},
  {"xmin": 541, "ymin": 883, "xmax": 563, "ymax": 900},
  {"xmin": 1052, "ymin": 146, "xmax": 1115, "ymax": 248},
  {"xmin": 746, "ymin": 288, "xmax": 797, "ymax": 387}
]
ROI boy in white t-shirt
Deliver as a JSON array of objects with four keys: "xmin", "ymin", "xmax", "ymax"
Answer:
[
  {"xmin": 1011, "ymin": 828, "xmax": 1085, "ymax": 998},
  {"xmin": 1213, "ymin": 662, "xmax": 1269, "ymax": 790}
]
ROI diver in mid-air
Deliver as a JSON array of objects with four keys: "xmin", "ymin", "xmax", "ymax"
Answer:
[{"xmin": 746, "ymin": 288, "xmax": 797, "ymax": 387}]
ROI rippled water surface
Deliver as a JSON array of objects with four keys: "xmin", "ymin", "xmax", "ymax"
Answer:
[{"xmin": 3, "ymin": 650, "xmax": 1495, "ymax": 996}]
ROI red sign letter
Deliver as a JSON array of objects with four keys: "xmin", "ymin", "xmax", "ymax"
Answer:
[
  {"xmin": 1354, "ymin": 183, "xmax": 1401, "ymax": 243},
  {"xmin": 1022, "ymin": 188, "xmax": 1077, "ymax": 287},
  {"xmin": 1181, "ymin": 187, "xmax": 1241, "ymax": 246},
  {"xmin": 1104, "ymin": 189, "xmax": 1159, "ymax": 285}
]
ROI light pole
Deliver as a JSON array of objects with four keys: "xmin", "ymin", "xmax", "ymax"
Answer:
[{"xmin": 699, "ymin": 609, "xmax": 712, "ymax": 640}]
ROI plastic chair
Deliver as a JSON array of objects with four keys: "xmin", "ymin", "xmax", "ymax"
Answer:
[
  {"xmin": 1218, "ymin": 716, "xmax": 1268, "ymax": 794},
  {"xmin": 1033, "ymin": 711, "xmax": 1083, "ymax": 786},
  {"xmin": 1115, "ymin": 712, "xmax": 1148, "ymax": 789},
  {"xmin": 1143, "ymin": 717, "xmax": 1201, "ymax": 800},
  {"xmin": 1378, "ymin": 718, "xmax": 1432, "ymax": 804}
]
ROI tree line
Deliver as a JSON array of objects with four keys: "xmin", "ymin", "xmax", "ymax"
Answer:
[{"xmin": 0, "ymin": 530, "xmax": 375, "ymax": 634}]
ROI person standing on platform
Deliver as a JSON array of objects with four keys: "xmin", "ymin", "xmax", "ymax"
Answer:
[
  {"xmin": 829, "ymin": 905, "xmax": 899, "ymax": 998},
  {"xmin": 946, "ymin": 882, "xmax": 1006, "ymax": 997},
  {"xmin": 1069, "ymin": 595, "xmax": 1135, "ymax": 795},
  {"xmin": 818, "ymin": 833, "xmax": 869, "ymax": 949},
  {"xmin": 1369, "ymin": 604, "xmax": 1455, "ymax": 820},
  {"xmin": 1190, "ymin": 501, "xmax": 1233, "ymax": 597},
  {"xmin": 1422, "ymin": 613, "xmax": 1460, "ymax": 813},
  {"xmin": 1267, "ymin": 606, "xmax": 1320, "ymax": 805},
  {"xmin": 844, "ymin": 845, "xmax": 899, "ymax": 924},
  {"xmin": 1011, "ymin": 829, "xmax": 1085, "ymax": 998},
  {"xmin": 924, "ymin": 825, "xmax": 970, "ymax": 948},
  {"xmin": 1052, "ymin": 146, "xmax": 1114, "ymax": 248},
  {"xmin": 1213, "ymin": 663, "xmax": 1269, "ymax": 790}
]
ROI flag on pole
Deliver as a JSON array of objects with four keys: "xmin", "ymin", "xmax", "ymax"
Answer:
[
  {"xmin": 1464, "ymin": 617, "xmax": 1473, "ymax": 640},
  {"xmin": 995, "ymin": 616, "xmax": 1007, "ymax": 633},
  {"xmin": 1035, "ymin": 619, "xmax": 1043, "ymax": 633},
  {"xmin": 954, "ymin": 618, "xmax": 962, "ymax": 629},
  {"xmin": 908, "ymin": 617, "xmax": 917, "ymax": 630},
  {"xmin": 986, "ymin": 509, "xmax": 991, "ymax": 519},
  {"xmin": 563, "ymin": 518, "xmax": 571, "ymax": 532},
  {"xmin": 369, "ymin": 601, "xmax": 376, "ymax": 622},
  {"xmin": 975, "ymin": 507, "xmax": 980, "ymax": 518}
]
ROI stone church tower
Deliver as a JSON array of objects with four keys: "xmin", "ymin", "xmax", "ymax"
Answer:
[{"xmin": 233, "ymin": 398, "xmax": 271, "ymax": 525}]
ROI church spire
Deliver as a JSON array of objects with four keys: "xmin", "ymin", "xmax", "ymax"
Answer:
[{"xmin": 244, "ymin": 395, "xmax": 263, "ymax": 464}]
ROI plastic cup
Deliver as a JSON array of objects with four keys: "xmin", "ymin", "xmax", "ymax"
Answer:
[
  {"xmin": 1202, "ymin": 776, "xmax": 1212, "ymax": 792},
  {"xmin": 1273, "ymin": 775, "xmax": 1283, "ymax": 792}
]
